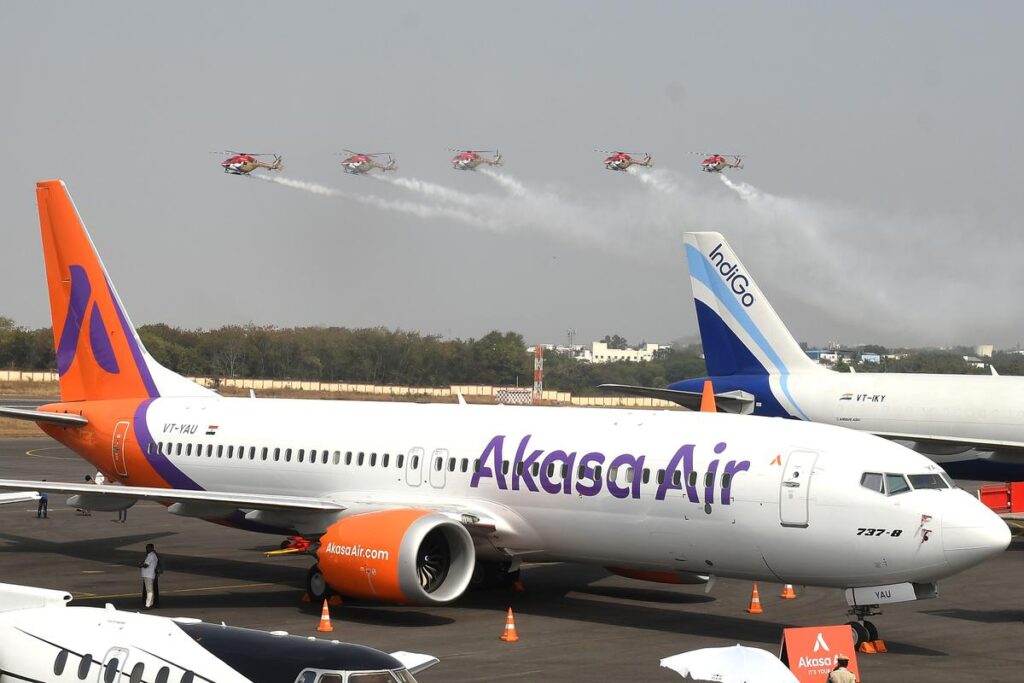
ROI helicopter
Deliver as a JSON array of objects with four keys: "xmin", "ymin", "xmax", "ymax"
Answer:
[
  {"xmin": 218, "ymin": 151, "xmax": 283, "ymax": 175},
  {"xmin": 339, "ymin": 150, "xmax": 397, "ymax": 174},
  {"xmin": 598, "ymin": 150, "xmax": 653, "ymax": 172},
  {"xmin": 697, "ymin": 153, "xmax": 743, "ymax": 173},
  {"xmin": 449, "ymin": 149, "xmax": 503, "ymax": 170}
]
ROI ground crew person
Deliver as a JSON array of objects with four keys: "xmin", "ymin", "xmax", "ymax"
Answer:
[
  {"xmin": 826, "ymin": 653, "xmax": 857, "ymax": 683},
  {"xmin": 138, "ymin": 543, "xmax": 158, "ymax": 609},
  {"xmin": 36, "ymin": 489, "xmax": 48, "ymax": 519}
]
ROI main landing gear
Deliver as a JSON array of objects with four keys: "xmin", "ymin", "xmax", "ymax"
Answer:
[
  {"xmin": 307, "ymin": 564, "xmax": 329, "ymax": 602},
  {"xmin": 846, "ymin": 604, "xmax": 881, "ymax": 646},
  {"xmin": 470, "ymin": 561, "xmax": 521, "ymax": 590}
]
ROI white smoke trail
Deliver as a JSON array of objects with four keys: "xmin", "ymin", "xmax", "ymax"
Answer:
[
  {"xmin": 478, "ymin": 167, "xmax": 529, "ymax": 198},
  {"xmin": 254, "ymin": 174, "xmax": 502, "ymax": 230},
  {"xmin": 718, "ymin": 174, "xmax": 760, "ymax": 201},
  {"xmin": 626, "ymin": 167, "xmax": 681, "ymax": 195},
  {"xmin": 372, "ymin": 174, "xmax": 484, "ymax": 208}
]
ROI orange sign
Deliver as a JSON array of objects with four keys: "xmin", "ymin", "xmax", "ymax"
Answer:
[{"xmin": 779, "ymin": 625, "xmax": 860, "ymax": 683}]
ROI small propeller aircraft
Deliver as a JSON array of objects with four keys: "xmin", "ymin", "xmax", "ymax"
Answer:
[
  {"xmin": 339, "ymin": 150, "xmax": 397, "ymax": 174},
  {"xmin": 217, "ymin": 151, "xmax": 283, "ymax": 176},
  {"xmin": 449, "ymin": 149, "xmax": 503, "ymax": 170},
  {"xmin": 697, "ymin": 153, "xmax": 743, "ymax": 173},
  {"xmin": 598, "ymin": 150, "xmax": 653, "ymax": 172}
]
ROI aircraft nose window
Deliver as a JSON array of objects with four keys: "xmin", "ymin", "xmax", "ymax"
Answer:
[
  {"xmin": 317, "ymin": 674, "xmax": 343, "ymax": 683},
  {"xmin": 348, "ymin": 674, "xmax": 399, "ymax": 682},
  {"xmin": 295, "ymin": 673, "xmax": 316, "ymax": 683},
  {"xmin": 860, "ymin": 472, "xmax": 884, "ymax": 493},
  {"xmin": 885, "ymin": 473, "xmax": 911, "ymax": 496},
  {"xmin": 908, "ymin": 474, "xmax": 949, "ymax": 489}
]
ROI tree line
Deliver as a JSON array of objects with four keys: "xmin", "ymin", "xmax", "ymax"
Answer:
[{"xmin": 1, "ymin": 316, "xmax": 1021, "ymax": 395}]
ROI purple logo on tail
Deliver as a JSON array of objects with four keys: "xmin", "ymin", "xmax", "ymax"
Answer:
[{"xmin": 55, "ymin": 265, "xmax": 119, "ymax": 376}]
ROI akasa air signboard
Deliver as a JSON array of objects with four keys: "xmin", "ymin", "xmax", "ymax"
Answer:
[{"xmin": 779, "ymin": 625, "xmax": 860, "ymax": 683}]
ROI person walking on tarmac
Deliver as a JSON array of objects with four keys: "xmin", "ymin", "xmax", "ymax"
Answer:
[
  {"xmin": 826, "ymin": 653, "xmax": 858, "ymax": 683},
  {"xmin": 138, "ymin": 543, "xmax": 159, "ymax": 610},
  {"xmin": 36, "ymin": 490, "xmax": 48, "ymax": 519}
]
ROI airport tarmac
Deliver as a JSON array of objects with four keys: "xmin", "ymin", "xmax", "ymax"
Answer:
[{"xmin": 2, "ymin": 436, "xmax": 1022, "ymax": 682}]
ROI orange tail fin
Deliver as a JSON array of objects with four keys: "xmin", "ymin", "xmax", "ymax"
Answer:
[{"xmin": 37, "ymin": 180, "xmax": 212, "ymax": 402}]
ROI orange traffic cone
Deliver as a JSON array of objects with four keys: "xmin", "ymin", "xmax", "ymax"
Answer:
[
  {"xmin": 328, "ymin": 594, "xmax": 343, "ymax": 606},
  {"xmin": 746, "ymin": 583, "xmax": 764, "ymax": 614},
  {"xmin": 780, "ymin": 584, "xmax": 797, "ymax": 599},
  {"xmin": 316, "ymin": 599, "xmax": 334, "ymax": 633},
  {"xmin": 301, "ymin": 592, "xmax": 312, "ymax": 603},
  {"xmin": 858, "ymin": 640, "xmax": 877, "ymax": 654},
  {"xmin": 499, "ymin": 607, "xmax": 520, "ymax": 642}
]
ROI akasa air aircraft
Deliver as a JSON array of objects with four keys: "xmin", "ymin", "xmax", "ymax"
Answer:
[
  {"xmin": 604, "ymin": 232, "xmax": 1024, "ymax": 481},
  {"xmin": 0, "ymin": 182, "xmax": 1010, "ymax": 646},
  {"xmin": 0, "ymin": 583, "xmax": 437, "ymax": 683}
]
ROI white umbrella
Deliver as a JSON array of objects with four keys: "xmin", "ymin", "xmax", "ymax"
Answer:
[{"xmin": 660, "ymin": 644, "xmax": 799, "ymax": 683}]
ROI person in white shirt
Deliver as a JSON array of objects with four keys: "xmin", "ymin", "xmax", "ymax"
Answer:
[{"xmin": 138, "ymin": 543, "xmax": 158, "ymax": 609}]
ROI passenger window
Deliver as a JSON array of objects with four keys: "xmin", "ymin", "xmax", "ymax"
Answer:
[
  {"xmin": 448, "ymin": 458, "xmax": 456, "ymax": 472},
  {"xmin": 383, "ymin": 454, "xmax": 390, "ymax": 468},
  {"xmin": 531, "ymin": 462, "xmax": 539, "ymax": 477},
  {"xmin": 397, "ymin": 454, "xmax": 405, "ymax": 468},
  {"xmin": 249, "ymin": 447, "xmax": 256, "ymax": 460},
  {"xmin": 502, "ymin": 461, "xmax": 510, "ymax": 476},
  {"xmin": 157, "ymin": 442, "xmax": 164, "ymax": 455},
  {"xmin": 642, "ymin": 468, "xmax": 650, "ymax": 484},
  {"xmin": 436, "ymin": 458, "xmax": 444, "ymax": 472},
  {"xmin": 594, "ymin": 465, "xmax": 602, "ymax": 480},
  {"xmin": 577, "ymin": 464, "xmax": 585, "ymax": 479},
  {"xmin": 657, "ymin": 470, "xmax": 665, "ymax": 484},
  {"xmin": 273, "ymin": 448, "xmax": 280, "ymax": 462},
  {"xmin": 474, "ymin": 459, "xmax": 481, "ymax": 473},
  {"xmin": 461, "ymin": 458, "xmax": 468, "ymax": 473},
  {"xmin": 860, "ymin": 472, "xmax": 884, "ymax": 493},
  {"xmin": 155, "ymin": 667, "xmax": 169, "ymax": 683},
  {"xmin": 358, "ymin": 452, "xmax": 365, "ymax": 466},
  {"xmin": 53, "ymin": 649, "xmax": 69, "ymax": 675},
  {"xmin": 722, "ymin": 473, "xmax": 732, "ymax": 489},
  {"xmin": 687, "ymin": 471, "xmax": 697, "ymax": 487},
  {"xmin": 129, "ymin": 662, "xmax": 145, "ymax": 683},
  {"xmin": 412, "ymin": 455, "xmax": 420, "ymax": 469},
  {"xmin": 285, "ymin": 448, "xmax": 292, "ymax": 462},
  {"xmin": 181, "ymin": 672, "xmax": 194, "ymax": 683},
  {"xmin": 370, "ymin": 452, "xmax": 377, "ymax": 467},
  {"xmin": 185, "ymin": 444, "xmax": 192, "ymax": 456},
  {"xmin": 217, "ymin": 445, "xmax": 223, "ymax": 458},
  {"xmin": 104, "ymin": 658, "xmax": 119, "ymax": 683},
  {"xmin": 298, "ymin": 449, "xmax": 305, "ymax": 463},
  {"xmin": 546, "ymin": 463, "xmax": 555, "ymax": 478},
  {"xmin": 77, "ymin": 654, "xmax": 92, "ymax": 680},
  {"xmin": 147, "ymin": 442, "xmax": 154, "ymax": 456},
  {"xmin": 625, "ymin": 468, "xmax": 634, "ymax": 483},
  {"xmin": 885, "ymin": 473, "xmax": 911, "ymax": 495},
  {"xmin": 703, "ymin": 472, "xmax": 714, "ymax": 487},
  {"xmin": 261, "ymin": 447, "xmax": 268, "ymax": 461},
  {"xmin": 175, "ymin": 443, "xmax": 182, "ymax": 456},
  {"xmin": 227, "ymin": 446, "xmax": 234, "ymax": 458},
  {"xmin": 345, "ymin": 451, "xmax": 353, "ymax": 465},
  {"xmin": 608, "ymin": 467, "xmax": 618, "ymax": 482},
  {"xmin": 333, "ymin": 451, "xmax": 341, "ymax": 465}
]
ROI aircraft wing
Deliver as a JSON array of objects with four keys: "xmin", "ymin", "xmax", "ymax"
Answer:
[
  {"xmin": 599, "ymin": 384, "xmax": 755, "ymax": 414},
  {"xmin": 871, "ymin": 433, "xmax": 1024, "ymax": 457},
  {"xmin": 0, "ymin": 491, "xmax": 40, "ymax": 506},
  {"xmin": 0, "ymin": 479, "xmax": 345, "ymax": 513}
]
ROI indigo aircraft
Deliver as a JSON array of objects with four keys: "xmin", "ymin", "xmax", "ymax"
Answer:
[
  {"xmin": 0, "ymin": 182, "xmax": 1010, "ymax": 646},
  {"xmin": 606, "ymin": 232, "xmax": 1024, "ymax": 481}
]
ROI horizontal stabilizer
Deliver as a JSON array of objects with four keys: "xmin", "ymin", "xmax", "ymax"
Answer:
[
  {"xmin": 0, "ymin": 406, "xmax": 88, "ymax": 426},
  {"xmin": 599, "ymin": 384, "xmax": 755, "ymax": 414}
]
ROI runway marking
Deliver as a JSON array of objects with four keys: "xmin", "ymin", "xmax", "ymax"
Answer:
[
  {"xmin": 81, "ymin": 570, "xmax": 104, "ymax": 574},
  {"xmin": 72, "ymin": 582, "xmax": 275, "ymax": 601},
  {"xmin": 24, "ymin": 445, "xmax": 77, "ymax": 460}
]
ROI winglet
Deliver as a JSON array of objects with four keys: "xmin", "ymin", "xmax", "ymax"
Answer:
[{"xmin": 699, "ymin": 380, "xmax": 717, "ymax": 413}]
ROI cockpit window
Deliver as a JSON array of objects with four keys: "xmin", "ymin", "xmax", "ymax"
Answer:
[
  {"xmin": 295, "ymin": 673, "xmax": 316, "ymax": 683},
  {"xmin": 885, "ymin": 473, "xmax": 911, "ymax": 495},
  {"xmin": 393, "ymin": 670, "xmax": 418, "ymax": 683},
  {"xmin": 317, "ymin": 675, "xmax": 343, "ymax": 683},
  {"xmin": 941, "ymin": 473, "xmax": 957, "ymax": 488},
  {"xmin": 860, "ymin": 472, "xmax": 883, "ymax": 493},
  {"xmin": 348, "ymin": 674, "xmax": 397, "ymax": 683},
  {"xmin": 908, "ymin": 474, "xmax": 949, "ymax": 490}
]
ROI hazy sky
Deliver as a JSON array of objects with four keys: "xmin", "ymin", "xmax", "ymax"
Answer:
[{"xmin": 2, "ymin": 3, "xmax": 1022, "ymax": 349}]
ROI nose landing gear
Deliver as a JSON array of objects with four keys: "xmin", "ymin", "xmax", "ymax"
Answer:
[{"xmin": 847, "ymin": 605, "xmax": 882, "ymax": 646}]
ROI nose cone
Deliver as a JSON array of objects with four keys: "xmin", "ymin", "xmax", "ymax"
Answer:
[{"xmin": 942, "ymin": 493, "xmax": 1011, "ymax": 571}]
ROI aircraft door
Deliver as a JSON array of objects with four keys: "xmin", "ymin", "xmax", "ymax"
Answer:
[
  {"xmin": 406, "ymin": 447, "xmax": 424, "ymax": 487},
  {"xmin": 779, "ymin": 450, "xmax": 818, "ymax": 527},
  {"xmin": 111, "ymin": 421, "xmax": 130, "ymax": 477},
  {"xmin": 97, "ymin": 647, "xmax": 129, "ymax": 683},
  {"xmin": 429, "ymin": 448, "xmax": 448, "ymax": 489}
]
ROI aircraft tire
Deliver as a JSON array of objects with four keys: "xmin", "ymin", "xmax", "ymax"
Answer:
[
  {"xmin": 847, "ymin": 620, "xmax": 870, "ymax": 646},
  {"xmin": 470, "ymin": 562, "xmax": 518, "ymax": 589},
  {"xmin": 307, "ymin": 564, "xmax": 329, "ymax": 602},
  {"xmin": 863, "ymin": 620, "xmax": 879, "ymax": 642}
]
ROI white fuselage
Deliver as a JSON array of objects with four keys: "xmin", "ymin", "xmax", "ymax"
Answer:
[{"xmin": 79, "ymin": 397, "xmax": 1007, "ymax": 589}]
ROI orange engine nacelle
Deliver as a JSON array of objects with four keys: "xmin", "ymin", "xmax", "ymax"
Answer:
[{"xmin": 316, "ymin": 509, "xmax": 475, "ymax": 605}]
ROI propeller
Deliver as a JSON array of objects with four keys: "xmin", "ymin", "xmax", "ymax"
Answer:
[
  {"xmin": 595, "ymin": 149, "xmax": 648, "ymax": 155},
  {"xmin": 416, "ymin": 529, "xmax": 451, "ymax": 594},
  {"xmin": 211, "ymin": 150, "xmax": 278, "ymax": 156},
  {"xmin": 448, "ymin": 148, "xmax": 498, "ymax": 153},
  {"xmin": 341, "ymin": 149, "xmax": 393, "ymax": 157}
]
